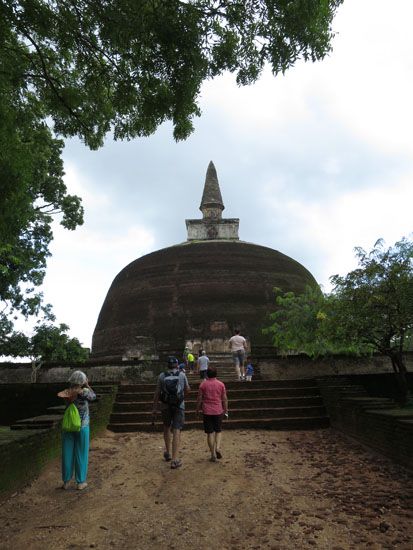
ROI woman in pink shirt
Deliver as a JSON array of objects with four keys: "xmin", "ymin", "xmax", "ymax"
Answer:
[{"xmin": 196, "ymin": 366, "xmax": 228, "ymax": 462}]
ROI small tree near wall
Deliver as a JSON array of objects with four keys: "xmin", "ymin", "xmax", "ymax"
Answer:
[
  {"xmin": 1, "ymin": 323, "xmax": 89, "ymax": 382},
  {"xmin": 265, "ymin": 238, "xmax": 413, "ymax": 404}
]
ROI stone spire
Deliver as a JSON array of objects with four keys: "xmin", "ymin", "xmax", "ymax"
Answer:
[
  {"xmin": 200, "ymin": 161, "xmax": 224, "ymax": 219},
  {"xmin": 185, "ymin": 161, "xmax": 239, "ymax": 241}
]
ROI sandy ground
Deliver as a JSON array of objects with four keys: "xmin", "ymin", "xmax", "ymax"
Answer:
[{"xmin": 0, "ymin": 428, "xmax": 412, "ymax": 550}]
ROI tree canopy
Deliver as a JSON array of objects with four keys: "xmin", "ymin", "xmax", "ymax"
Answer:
[
  {"xmin": 1, "ymin": 321, "xmax": 89, "ymax": 381},
  {"xmin": 265, "ymin": 238, "xmax": 413, "ymax": 402},
  {"xmin": 1, "ymin": 320, "xmax": 89, "ymax": 379},
  {"xmin": 263, "ymin": 285, "xmax": 363, "ymax": 357},
  {"xmin": 2, "ymin": 0, "xmax": 343, "ymax": 145}
]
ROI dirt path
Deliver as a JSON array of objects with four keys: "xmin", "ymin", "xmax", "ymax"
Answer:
[{"xmin": 0, "ymin": 428, "xmax": 412, "ymax": 550}]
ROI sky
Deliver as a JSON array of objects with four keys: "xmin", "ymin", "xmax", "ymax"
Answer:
[{"xmin": 36, "ymin": 0, "xmax": 413, "ymax": 350}]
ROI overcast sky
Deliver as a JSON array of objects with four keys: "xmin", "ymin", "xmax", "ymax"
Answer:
[{"xmin": 38, "ymin": 0, "xmax": 413, "ymax": 350}]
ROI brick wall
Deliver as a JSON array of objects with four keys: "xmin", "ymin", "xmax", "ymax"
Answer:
[
  {"xmin": 318, "ymin": 379, "xmax": 413, "ymax": 470},
  {"xmin": 258, "ymin": 352, "xmax": 413, "ymax": 381},
  {"xmin": 0, "ymin": 384, "xmax": 62, "ymax": 424},
  {"xmin": 0, "ymin": 360, "xmax": 165, "ymax": 384}
]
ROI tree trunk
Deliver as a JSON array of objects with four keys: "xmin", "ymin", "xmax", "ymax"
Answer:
[
  {"xmin": 30, "ymin": 360, "xmax": 42, "ymax": 383},
  {"xmin": 389, "ymin": 352, "xmax": 409, "ymax": 406}
]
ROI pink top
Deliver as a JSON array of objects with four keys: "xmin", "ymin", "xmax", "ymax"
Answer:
[{"xmin": 198, "ymin": 378, "xmax": 227, "ymax": 415}]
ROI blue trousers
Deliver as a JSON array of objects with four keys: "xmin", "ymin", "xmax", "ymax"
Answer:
[{"xmin": 61, "ymin": 426, "xmax": 90, "ymax": 484}]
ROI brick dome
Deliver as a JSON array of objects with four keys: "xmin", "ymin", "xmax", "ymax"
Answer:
[{"xmin": 91, "ymin": 240, "xmax": 317, "ymax": 358}]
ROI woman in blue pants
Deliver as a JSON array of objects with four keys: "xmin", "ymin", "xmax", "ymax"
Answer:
[{"xmin": 59, "ymin": 371, "xmax": 96, "ymax": 490}]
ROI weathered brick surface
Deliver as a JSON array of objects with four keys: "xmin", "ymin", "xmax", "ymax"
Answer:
[
  {"xmin": 258, "ymin": 352, "xmax": 413, "ymax": 381},
  {"xmin": 92, "ymin": 240, "xmax": 317, "ymax": 357},
  {"xmin": 0, "ymin": 426, "xmax": 61, "ymax": 494},
  {"xmin": 0, "ymin": 361, "xmax": 165, "ymax": 384},
  {"xmin": 318, "ymin": 380, "xmax": 413, "ymax": 470}
]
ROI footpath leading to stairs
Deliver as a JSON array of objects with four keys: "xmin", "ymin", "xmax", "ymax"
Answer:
[{"xmin": 1, "ymin": 428, "xmax": 412, "ymax": 549}]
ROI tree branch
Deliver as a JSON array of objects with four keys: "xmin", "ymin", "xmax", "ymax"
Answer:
[{"xmin": 16, "ymin": 25, "xmax": 91, "ymax": 135}]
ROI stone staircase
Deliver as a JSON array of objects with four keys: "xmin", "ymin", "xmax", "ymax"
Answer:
[
  {"xmin": 108, "ymin": 378, "xmax": 329, "ymax": 432},
  {"xmin": 188, "ymin": 352, "xmax": 260, "ymax": 382}
]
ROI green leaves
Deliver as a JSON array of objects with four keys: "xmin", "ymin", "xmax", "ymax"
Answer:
[
  {"xmin": 265, "ymin": 237, "xmax": 413, "ymax": 362},
  {"xmin": 2, "ymin": 0, "xmax": 343, "ymax": 145},
  {"xmin": 330, "ymin": 238, "xmax": 413, "ymax": 357},
  {"xmin": 264, "ymin": 285, "xmax": 356, "ymax": 357},
  {"xmin": 0, "ymin": 319, "xmax": 89, "ymax": 362},
  {"xmin": 30, "ymin": 323, "xmax": 89, "ymax": 362},
  {"xmin": 0, "ymin": 80, "xmax": 83, "ymax": 329}
]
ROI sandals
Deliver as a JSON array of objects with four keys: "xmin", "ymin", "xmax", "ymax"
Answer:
[
  {"xmin": 163, "ymin": 451, "xmax": 172, "ymax": 462},
  {"xmin": 171, "ymin": 459, "xmax": 182, "ymax": 469},
  {"xmin": 216, "ymin": 450, "xmax": 223, "ymax": 459}
]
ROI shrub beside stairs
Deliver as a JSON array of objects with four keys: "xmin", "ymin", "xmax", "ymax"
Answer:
[{"xmin": 108, "ymin": 356, "xmax": 329, "ymax": 432}]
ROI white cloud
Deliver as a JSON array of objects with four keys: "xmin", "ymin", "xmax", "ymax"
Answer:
[
  {"xmin": 64, "ymin": 162, "xmax": 111, "ymax": 210},
  {"xmin": 261, "ymin": 172, "xmax": 413, "ymax": 290},
  {"xmin": 38, "ymin": 168, "xmax": 156, "ymax": 348},
  {"xmin": 200, "ymin": 0, "xmax": 413, "ymax": 158}
]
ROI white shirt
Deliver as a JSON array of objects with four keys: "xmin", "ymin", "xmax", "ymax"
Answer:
[
  {"xmin": 197, "ymin": 355, "xmax": 209, "ymax": 371},
  {"xmin": 229, "ymin": 335, "xmax": 246, "ymax": 352}
]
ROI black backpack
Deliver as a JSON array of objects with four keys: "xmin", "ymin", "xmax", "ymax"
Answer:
[{"xmin": 160, "ymin": 371, "xmax": 184, "ymax": 407}]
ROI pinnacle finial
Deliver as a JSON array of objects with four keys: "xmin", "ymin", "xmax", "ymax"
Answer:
[{"xmin": 200, "ymin": 161, "xmax": 224, "ymax": 214}]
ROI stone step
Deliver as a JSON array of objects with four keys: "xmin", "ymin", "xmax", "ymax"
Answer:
[
  {"xmin": 110, "ymin": 405, "xmax": 327, "ymax": 423},
  {"xmin": 47, "ymin": 405, "xmax": 66, "ymax": 414},
  {"xmin": 118, "ymin": 379, "xmax": 317, "ymax": 393},
  {"xmin": 108, "ymin": 377, "xmax": 329, "ymax": 433},
  {"xmin": 11, "ymin": 414, "xmax": 62, "ymax": 430},
  {"xmin": 113, "ymin": 395, "xmax": 324, "ymax": 412},
  {"xmin": 185, "ymin": 374, "xmax": 261, "ymax": 380},
  {"xmin": 116, "ymin": 386, "xmax": 321, "ymax": 402},
  {"xmin": 186, "ymin": 377, "xmax": 263, "ymax": 383},
  {"xmin": 108, "ymin": 416, "xmax": 330, "ymax": 432}
]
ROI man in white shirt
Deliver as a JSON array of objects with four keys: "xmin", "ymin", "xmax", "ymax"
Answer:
[
  {"xmin": 229, "ymin": 330, "xmax": 247, "ymax": 380},
  {"xmin": 197, "ymin": 350, "xmax": 210, "ymax": 380}
]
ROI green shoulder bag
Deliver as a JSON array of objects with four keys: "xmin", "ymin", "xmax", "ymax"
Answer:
[{"xmin": 62, "ymin": 402, "xmax": 81, "ymax": 432}]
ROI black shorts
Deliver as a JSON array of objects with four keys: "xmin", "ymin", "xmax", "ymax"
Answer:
[{"xmin": 203, "ymin": 414, "xmax": 223, "ymax": 434}]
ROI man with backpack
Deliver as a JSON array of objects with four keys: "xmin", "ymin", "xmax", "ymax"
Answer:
[{"xmin": 152, "ymin": 356, "xmax": 190, "ymax": 469}]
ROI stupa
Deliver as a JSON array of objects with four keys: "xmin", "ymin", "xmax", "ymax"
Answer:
[{"xmin": 91, "ymin": 162, "xmax": 317, "ymax": 359}]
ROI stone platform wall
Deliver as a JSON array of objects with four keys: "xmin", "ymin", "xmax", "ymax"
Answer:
[
  {"xmin": 0, "ymin": 352, "xmax": 412, "ymax": 385},
  {"xmin": 317, "ymin": 378, "xmax": 413, "ymax": 470},
  {"xmin": 258, "ymin": 352, "xmax": 413, "ymax": 381},
  {"xmin": 0, "ymin": 359, "xmax": 165, "ymax": 384},
  {"xmin": 0, "ymin": 384, "xmax": 62, "ymax": 424}
]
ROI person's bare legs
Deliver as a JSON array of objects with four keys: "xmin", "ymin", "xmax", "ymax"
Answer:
[
  {"xmin": 207, "ymin": 433, "xmax": 216, "ymax": 460},
  {"xmin": 215, "ymin": 432, "xmax": 222, "ymax": 457},
  {"xmin": 240, "ymin": 361, "xmax": 245, "ymax": 379},
  {"xmin": 240, "ymin": 350, "xmax": 246, "ymax": 379},
  {"xmin": 172, "ymin": 428, "xmax": 181, "ymax": 461},
  {"xmin": 163, "ymin": 425, "xmax": 172, "ymax": 457}
]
